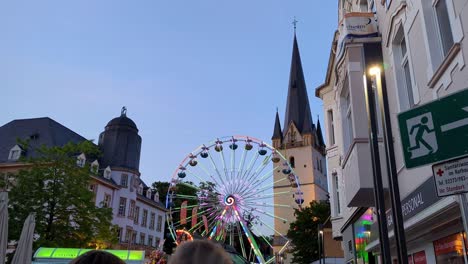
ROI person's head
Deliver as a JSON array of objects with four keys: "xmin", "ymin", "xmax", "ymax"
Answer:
[
  {"xmin": 70, "ymin": 250, "xmax": 126, "ymax": 264},
  {"xmin": 169, "ymin": 240, "xmax": 232, "ymax": 264}
]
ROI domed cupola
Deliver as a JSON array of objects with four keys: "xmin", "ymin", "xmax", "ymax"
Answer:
[{"xmin": 98, "ymin": 107, "xmax": 142, "ymax": 174}]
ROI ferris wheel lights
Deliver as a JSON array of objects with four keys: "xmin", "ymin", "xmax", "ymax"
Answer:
[{"xmin": 258, "ymin": 149, "xmax": 267, "ymax": 156}]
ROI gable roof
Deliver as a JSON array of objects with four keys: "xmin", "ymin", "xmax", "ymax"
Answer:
[{"xmin": 0, "ymin": 117, "xmax": 87, "ymax": 162}]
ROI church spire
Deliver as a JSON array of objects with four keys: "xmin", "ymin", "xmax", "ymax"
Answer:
[
  {"xmin": 283, "ymin": 33, "xmax": 314, "ymax": 136},
  {"xmin": 316, "ymin": 116, "xmax": 325, "ymax": 148},
  {"xmin": 272, "ymin": 109, "xmax": 283, "ymax": 140}
]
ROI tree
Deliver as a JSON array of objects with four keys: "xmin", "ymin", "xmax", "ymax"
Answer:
[
  {"xmin": 7, "ymin": 141, "xmax": 117, "ymax": 249},
  {"xmin": 287, "ymin": 201, "xmax": 330, "ymax": 264}
]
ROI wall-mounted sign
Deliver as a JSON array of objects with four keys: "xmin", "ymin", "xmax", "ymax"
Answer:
[
  {"xmin": 433, "ymin": 155, "xmax": 468, "ymax": 197},
  {"xmin": 336, "ymin": 12, "xmax": 378, "ymax": 64}
]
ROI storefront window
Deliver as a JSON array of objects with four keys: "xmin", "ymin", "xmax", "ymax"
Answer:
[
  {"xmin": 354, "ymin": 208, "xmax": 374, "ymax": 264},
  {"xmin": 433, "ymin": 233, "xmax": 466, "ymax": 264}
]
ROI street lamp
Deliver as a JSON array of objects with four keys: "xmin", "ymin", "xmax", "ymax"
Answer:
[
  {"xmin": 318, "ymin": 224, "xmax": 324, "ymax": 264},
  {"xmin": 363, "ymin": 42, "xmax": 408, "ymax": 264}
]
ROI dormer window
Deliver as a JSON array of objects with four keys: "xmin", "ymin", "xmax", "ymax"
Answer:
[
  {"xmin": 91, "ymin": 160, "xmax": 99, "ymax": 174},
  {"xmin": 8, "ymin": 145, "xmax": 22, "ymax": 161},
  {"xmin": 104, "ymin": 166, "xmax": 112, "ymax": 179},
  {"xmin": 76, "ymin": 153, "xmax": 86, "ymax": 168},
  {"xmin": 138, "ymin": 184, "xmax": 143, "ymax": 195},
  {"xmin": 146, "ymin": 189, "xmax": 151, "ymax": 199},
  {"xmin": 154, "ymin": 191, "xmax": 159, "ymax": 202}
]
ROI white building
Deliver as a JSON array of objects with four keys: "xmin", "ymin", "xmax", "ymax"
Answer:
[
  {"xmin": 317, "ymin": 0, "xmax": 468, "ymax": 263},
  {"xmin": 0, "ymin": 108, "xmax": 167, "ymax": 253}
]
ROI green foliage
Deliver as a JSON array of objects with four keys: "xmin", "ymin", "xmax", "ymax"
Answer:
[
  {"xmin": 8, "ymin": 141, "xmax": 117, "ymax": 249},
  {"xmin": 287, "ymin": 201, "xmax": 330, "ymax": 264}
]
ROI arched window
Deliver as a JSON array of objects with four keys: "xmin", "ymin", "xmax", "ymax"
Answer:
[{"xmin": 289, "ymin": 156, "xmax": 295, "ymax": 168}]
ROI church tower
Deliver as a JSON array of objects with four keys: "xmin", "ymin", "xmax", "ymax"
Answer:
[{"xmin": 272, "ymin": 33, "xmax": 328, "ymax": 258}]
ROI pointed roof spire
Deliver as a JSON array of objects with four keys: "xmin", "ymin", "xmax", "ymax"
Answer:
[
  {"xmin": 316, "ymin": 116, "xmax": 325, "ymax": 148},
  {"xmin": 283, "ymin": 33, "xmax": 314, "ymax": 136},
  {"xmin": 272, "ymin": 109, "xmax": 283, "ymax": 140},
  {"xmin": 302, "ymin": 106, "xmax": 314, "ymax": 134}
]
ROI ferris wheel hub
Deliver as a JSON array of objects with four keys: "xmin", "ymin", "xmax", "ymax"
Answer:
[{"xmin": 224, "ymin": 195, "xmax": 236, "ymax": 206}]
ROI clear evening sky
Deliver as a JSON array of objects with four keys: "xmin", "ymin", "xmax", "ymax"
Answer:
[{"xmin": 1, "ymin": 1, "xmax": 337, "ymax": 185}]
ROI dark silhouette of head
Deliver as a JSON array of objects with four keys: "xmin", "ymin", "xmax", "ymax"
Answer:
[
  {"xmin": 421, "ymin": 116, "xmax": 429, "ymax": 124},
  {"xmin": 169, "ymin": 240, "xmax": 232, "ymax": 264},
  {"xmin": 70, "ymin": 250, "xmax": 126, "ymax": 264}
]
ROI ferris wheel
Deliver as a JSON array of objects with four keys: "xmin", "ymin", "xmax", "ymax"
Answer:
[{"xmin": 166, "ymin": 135, "xmax": 303, "ymax": 264}]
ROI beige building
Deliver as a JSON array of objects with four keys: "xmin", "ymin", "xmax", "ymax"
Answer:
[
  {"xmin": 272, "ymin": 33, "xmax": 329, "ymax": 262},
  {"xmin": 317, "ymin": 0, "xmax": 468, "ymax": 263}
]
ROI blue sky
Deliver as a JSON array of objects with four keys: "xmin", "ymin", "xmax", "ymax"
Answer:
[{"xmin": 1, "ymin": 1, "xmax": 337, "ymax": 185}]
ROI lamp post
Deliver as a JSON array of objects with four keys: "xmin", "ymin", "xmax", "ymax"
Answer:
[
  {"xmin": 364, "ymin": 42, "xmax": 408, "ymax": 264},
  {"xmin": 318, "ymin": 224, "xmax": 324, "ymax": 264}
]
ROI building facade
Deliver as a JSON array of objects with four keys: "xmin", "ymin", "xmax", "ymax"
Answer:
[
  {"xmin": 317, "ymin": 0, "xmax": 468, "ymax": 263},
  {"xmin": 272, "ymin": 33, "xmax": 329, "ymax": 262},
  {"xmin": 0, "ymin": 109, "xmax": 166, "ymax": 253}
]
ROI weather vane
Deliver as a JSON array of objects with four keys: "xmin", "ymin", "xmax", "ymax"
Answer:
[
  {"xmin": 121, "ymin": 106, "xmax": 127, "ymax": 116},
  {"xmin": 292, "ymin": 17, "xmax": 298, "ymax": 32}
]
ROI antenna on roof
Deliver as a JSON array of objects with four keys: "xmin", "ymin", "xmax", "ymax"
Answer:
[{"xmin": 121, "ymin": 106, "xmax": 127, "ymax": 116}]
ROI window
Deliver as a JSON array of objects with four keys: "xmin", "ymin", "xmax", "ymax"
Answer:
[
  {"xmin": 129, "ymin": 200, "xmax": 136, "ymax": 219},
  {"xmin": 140, "ymin": 233, "xmax": 146, "ymax": 245},
  {"xmin": 91, "ymin": 160, "xmax": 99, "ymax": 174},
  {"xmin": 77, "ymin": 159, "xmax": 85, "ymax": 167},
  {"xmin": 103, "ymin": 193, "xmax": 111, "ymax": 208},
  {"xmin": 341, "ymin": 80, "xmax": 353, "ymax": 152},
  {"xmin": 157, "ymin": 215, "xmax": 163, "ymax": 232},
  {"xmin": 142, "ymin": 209, "xmax": 148, "ymax": 227},
  {"xmin": 400, "ymin": 37, "xmax": 414, "ymax": 108},
  {"xmin": 121, "ymin": 174, "xmax": 128, "ymax": 187},
  {"xmin": 148, "ymin": 235, "xmax": 153, "ymax": 247},
  {"xmin": 117, "ymin": 227, "xmax": 123, "ymax": 242},
  {"xmin": 435, "ymin": 0, "xmax": 454, "ymax": 57},
  {"xmin": 289, "ymin": 157, "xmax": 295, "ymax": 168},
  {"xmin": 134, "ymin": 206, "xmax": 140, "ymax": 224},
  {"xmin": 150, "ymin": 212, "xmax": 156, "ymax": 230},
  {"xmin": 88, "ymin": 184, "xmax": 97, "ymax": 193},
  {"xmin": 146, "ymin": 189, "xmax": 152, "ymax": 198},
  {"xmin": 8, "ymin": 150, "xmax": 20, "ymax": 161},
  {"xmin": 104, "ymin": 166, "xmax": 111, "ymax": 179},
  {"xmin": 131, "ymin": 232, "xmax": 137, "ymax": 244},
  {"xmin": 327, "ymin": 110, "xmax": 335, "ymax": 145},
  {"xmin": 125, "ymin": 229, "xmax": 132, "ymax": 243},
  {"xmin": 384, "ymin": 0, "xmax": 392, "ymax": 9},
  {"xmin": 393, "ymin": 27, "xmax": 416, "ymax": 111},
  {"xmin": 155, "ymin": 237, "xmax": 161, "ymax": 248},
  {"xmin": 138, "ymin": 185, "xmax": 143, "ymax": 195},
  {"xmin": 333, "ymin": 173, "xmax": 341, "ymax": 215},
  {"xmin": 118, "ymin": 197, "xmax": 127, "ymax": 216}
]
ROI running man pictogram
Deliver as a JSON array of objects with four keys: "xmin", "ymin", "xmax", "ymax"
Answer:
[{"xmin": 408, "ymin": 116, "xmax": 435, "ymax": 153}]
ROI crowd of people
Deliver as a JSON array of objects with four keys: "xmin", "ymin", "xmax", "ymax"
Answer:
[{"xmin": 70, "ymin": 240, "xmax": 233, "ymax": 264}]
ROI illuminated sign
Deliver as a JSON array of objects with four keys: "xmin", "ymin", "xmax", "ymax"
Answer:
[{"xmin": 33, "ymin": 248, "xmax": 144, "ymax": 261}]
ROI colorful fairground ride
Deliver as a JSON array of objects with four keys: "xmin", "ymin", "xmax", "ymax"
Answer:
[{"xmin": 165, "ymin": 135, "xmax": 304, "ymax": 264}]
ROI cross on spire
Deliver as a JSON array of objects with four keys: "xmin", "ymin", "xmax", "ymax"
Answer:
[{"xmin": 292, "ymin": 17, "xmax": 298, "ymax": 33}]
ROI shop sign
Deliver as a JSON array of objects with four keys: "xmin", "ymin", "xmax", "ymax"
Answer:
[
  {"xmin": 385, "ymin": 177, "xmax": 441, "ymax": 229},
  {"xmin": 336, "ymin": 12, "xmax": 378, "ymax": 63},
  {"xmin": 433, "ymin": 233, "xmax": 464, "ymax": 256},
  {"xmin": 432, "ymin": 155, "xmax": 468, "ymax": 197},
  {"xmin": 413, "ymin": 251, "xmax": 427, "ymax": 264}
]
